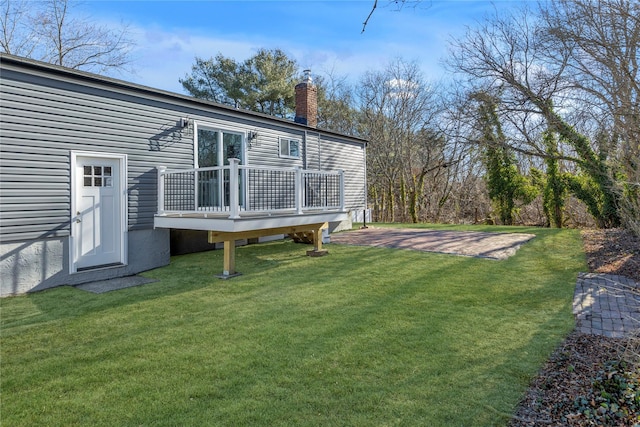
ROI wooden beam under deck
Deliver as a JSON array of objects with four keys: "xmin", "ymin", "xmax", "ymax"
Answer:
[{"xmin": 209, "ymin": 222, "xmax": 329, "ymax": 278}]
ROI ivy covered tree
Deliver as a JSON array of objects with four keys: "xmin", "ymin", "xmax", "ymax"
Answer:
[
  {"xmin": 542, "ymin": 131, "xmax": 566, "ymax": 228},
  {"xmin": 530, "ymin": 131, "xmax": 567, "ymax": 228},
  {"xmin": 474, "ymin": 92, "xmax": 534, "ymax": 225},
  {"xmin": 448, "ymin": 0, "xmax": 630, "ymax": 229}
]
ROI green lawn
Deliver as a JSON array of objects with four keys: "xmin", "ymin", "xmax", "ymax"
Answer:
[{"xmin": 1, "ymin": 225, "xmax": 586, "ymax": 426}]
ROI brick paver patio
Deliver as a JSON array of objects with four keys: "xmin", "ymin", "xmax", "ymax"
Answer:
[
  {"xmin": 330, "ymin": 227, "xmax": 535, "ymax": 260},
  {"xmin": 573, "ymin": 273, "xmax": 640, "ymax": 338}
]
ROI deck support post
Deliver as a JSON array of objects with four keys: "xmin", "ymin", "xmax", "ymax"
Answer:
[
  {"xmin": 216, "ymin": 239, "xmax": 241, "ymax": 279},
  {"xmin": 306, "ymin": 222, "xmax": 329, "ymax": 257},
  {"xmin": 220, "ymin": 240, "xmax": 239, "ymax": 278},
  {"xmin": 208, "ymin": 222, "xmax": 329, "ymax": 277}
]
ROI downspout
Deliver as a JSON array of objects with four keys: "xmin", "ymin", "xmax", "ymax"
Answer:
[
  {"xmin": 362, "ymin": 143, "xmax": 368, "ymax": 228},
  {"xmin": 303, "ymin": 130, "xmax": 308, "ymax": 169},
  {"xmin": 317, "ymin": 131, "xmax": 322, "ymax": 170}
]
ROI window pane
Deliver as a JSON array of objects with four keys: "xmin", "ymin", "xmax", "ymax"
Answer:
[
  {"xmin": 94, "ymin": 166, "xmax": 102, "ymax": 175},
  {"xmin": 104, "ymin": 167, "xmax": 112, "ymax": 176},
  {"xmin": 223, "ymin": 132, "xmax": 242, "ymax": 164},
  {"xmin": 290, "ymin": 140, "xmax": 300, "ymax": 158},
  {"xmin": 84, "ymin": 166, "xmax": 92, "ymax": 175},
  {"xmin": 94, "ymin": 177, "xmax": 102, "ymax": 186},
  {"xmin": 84, "ymin": 177, "xmax": 92, "ymax": 186},
  {"xmin": 198, "ymin": 129, "xmax": 219, "ymax": 167},
  {"xmin": 280, "ymin": 139, "xmax": 289, "ymax": 156},
  {"xmin": 105, "ymin": 177, "xmax": 113, "ymax": 187}
]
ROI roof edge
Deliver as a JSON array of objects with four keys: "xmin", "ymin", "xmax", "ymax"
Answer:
[{"xmin": 0, "ymin": 53, "xmax": 367, "ymax": 145}]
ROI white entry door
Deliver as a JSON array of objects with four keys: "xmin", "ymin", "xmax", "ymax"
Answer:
[{"xmin": 72, "ymin": 153, "xmax": 126, "ymax": 271}]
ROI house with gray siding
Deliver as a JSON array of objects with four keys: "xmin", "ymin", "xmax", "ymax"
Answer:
[{"xmin": 0, "ymin": 54, "xmax": 367, "ymax": 296}]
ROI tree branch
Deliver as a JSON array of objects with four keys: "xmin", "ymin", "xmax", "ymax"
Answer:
[{"xmin": 361, "ymin": 0, "xmax": 377, "ymax": 33}]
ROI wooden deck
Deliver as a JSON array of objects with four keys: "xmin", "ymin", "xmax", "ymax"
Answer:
[
  {"xmin": 154, "ymin": 209, "xmax": 347, "ymax": 233},
  {"xmin": 154, "ymin": 161, "xmax": 346, "ymax": 277}
]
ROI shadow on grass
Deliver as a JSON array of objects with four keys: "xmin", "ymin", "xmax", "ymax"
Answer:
[
  {"xmin": 239, "ymin": 229, "xmax": 580, "ymax": 424},
  {"xmin": 0, "ymin": 226, "xmax": 586, "ymax": 426},
  {"xmin": 2, "ymin": 226, "xmax": 581, "ymax": 330},
  {"xmin": 0, "ymin": 241, "xmax": 314, "ymax": 333}
]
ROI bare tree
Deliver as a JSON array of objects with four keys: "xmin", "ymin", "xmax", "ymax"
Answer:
[
  {"xmin": 1, "ymin": 0, "xmax": 134, "ymax": 74},
  {"xmin": 314, "ymin": 69, "xmax": 360, "ymax": 135},
  {"xmin": 358, "ymin": 59, "xmax": 447, "ymax": 223},
  {"xmin": 359, "ymin": 67, "xmax": 403, "ymax": 221},
  {"xmin": 361, "ymin": 0, "xmax": 426, "ymax": 33},
  {"xmin": 436, "ymin": 89, "xmax": 491, "ymax": 224},
  {"xmin": 0, "ymin": 0, "xmax": 36, "ymax": 56}
]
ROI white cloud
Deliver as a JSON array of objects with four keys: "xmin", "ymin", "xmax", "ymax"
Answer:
[
  {"xmin": 120, "ymin": 25, "xmax": 260, "ymax": 93},
  {"xmin": 119, "ymin": 23, "xmax": 402, "ymax": 94},
  {"xmin": 98, "ymin": 1, "xmax": 480, "ymax": 95}
]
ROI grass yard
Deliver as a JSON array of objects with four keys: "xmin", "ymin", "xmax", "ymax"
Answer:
[{"xmin": 1, "ymin": 225, "xmax": 586, "ymax": 426}]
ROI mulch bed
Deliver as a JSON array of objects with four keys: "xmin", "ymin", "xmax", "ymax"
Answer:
[
  {"xmin": 582, "ymin": 229, "xmax": 640, "ymax": 282},
  {"xmin": 509, "ymin": 228, "xmax": 640, "ymax": 426}
]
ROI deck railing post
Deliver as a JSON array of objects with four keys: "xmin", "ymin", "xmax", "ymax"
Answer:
[
  {"xmin": 157, "ymin": 166, "xmax": 166, "ymax": 215},
  {"xmin": 228, "ymin": 158, "xmax": 241, "ymax": 219},
  {"xmin": 339, "ymin": 170, "xmax": 345, "ymax": 211},
  {"xmin": 295, "ymin": 166, "xmax": 303, "ymax": 215},
  {"xmin": 194, "ymin": 169, "xmax": 199, "ymax": 211}
]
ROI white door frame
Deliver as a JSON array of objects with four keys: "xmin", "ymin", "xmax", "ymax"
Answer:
[
  {"xmin": 193, "ymin": 121, "xmax": 248, "ymax": 168},
  {"xmin": 70, "ymin": 151, "xmax": 128, "ymax": 273},
  {"xmin": 193, "ymin": 121, "xmax": 248, "ymax": 209}
]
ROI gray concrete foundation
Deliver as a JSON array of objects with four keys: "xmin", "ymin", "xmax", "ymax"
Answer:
[{"xmin": 1, "ymin": 229, "xmax": 170, "ymax": 296}]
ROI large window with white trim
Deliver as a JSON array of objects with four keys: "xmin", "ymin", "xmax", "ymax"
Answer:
[
  {"xmin": 196, "ymin": 125, "xmax": 245, "ymax": 208},
  {"xmin": 197, "ymin": 128, "xmax": 243, "ymax": 168}
]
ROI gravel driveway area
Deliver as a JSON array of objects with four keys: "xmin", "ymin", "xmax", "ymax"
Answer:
[{"xmin": 330, "ymin": 227, "xmax": 535, "ymax": 260}]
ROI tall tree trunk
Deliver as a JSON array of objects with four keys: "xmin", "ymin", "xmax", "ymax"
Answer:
[
  {"xmin": 409, "ymin": 173, "xmax": 427, "ymax": 224},
  {"xmin": 551, "ymin": 117, "xmax": 621, "ymax": 228},
  {"xmin": 543, "ymin": 132, "xmax": 565, "ymax": 228},
  {"xmin": 387, "ymin": 182, "xmax": 395, "ymax": 223},
  {"xmin": 518, "ymin": 90, "xmax": 621, "ymax": 228},
  {"xmin": 399, "ymin": 175, "xmax": 407, "ymax": 222}
]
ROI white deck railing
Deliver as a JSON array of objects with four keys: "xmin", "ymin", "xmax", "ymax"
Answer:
[{"xmin": 157, "ymin": 159, "xmax": 345, "ymax": 219}]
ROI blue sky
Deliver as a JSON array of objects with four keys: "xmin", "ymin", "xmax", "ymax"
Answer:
[{"xmin": 80, "ymin": 1, "xmax": 519, "ymax": 94}]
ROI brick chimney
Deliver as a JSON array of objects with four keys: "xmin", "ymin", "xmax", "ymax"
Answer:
[{"xmin": 294, "ymin": 69, "xmax": 317, "ymax": 128}]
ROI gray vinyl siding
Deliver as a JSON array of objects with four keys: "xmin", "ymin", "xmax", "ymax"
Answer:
[
  {"xmin": 1, "ymin": 68, "xmax": 193, "ymax": 241},
  {"xmin": 320, "ymin": 135, "xmax": 367, "ymax": 211},
  {"xmin": 244, "ymin": 125, "xmax": 305, "ymax": 169},
  {"xmin": 305, "ymin": 132, "xmax": 322, "ymax": 171},
  {"xmin": 0, "ymin": 54, "xmax": 366, "ymax": 243}
]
